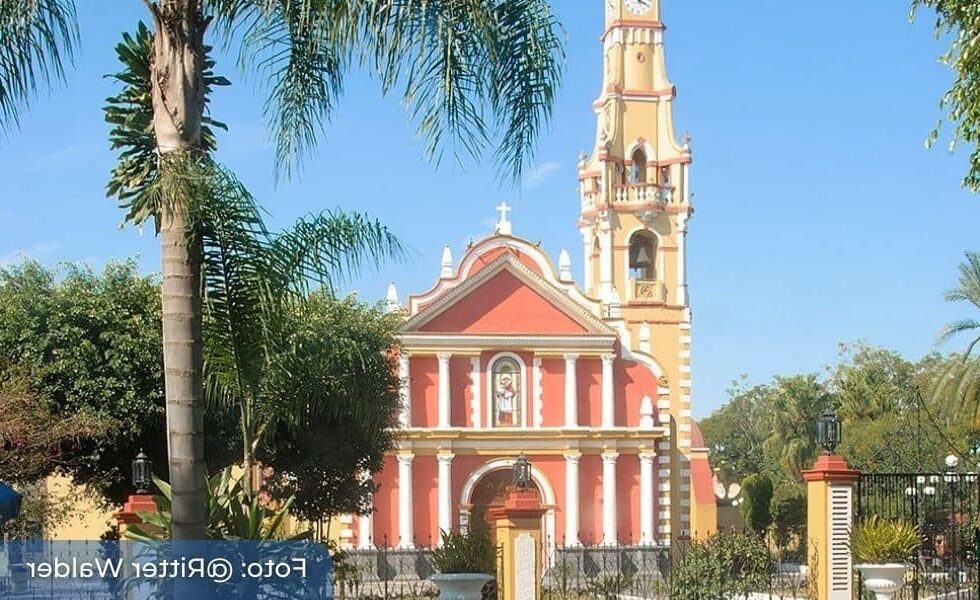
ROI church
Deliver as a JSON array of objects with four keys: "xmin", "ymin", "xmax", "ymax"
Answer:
[{"xmin": 347, "ymin": 0, "xmax": 717, "ymax": 553}]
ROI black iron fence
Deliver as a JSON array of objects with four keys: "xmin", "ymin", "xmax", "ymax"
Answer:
[
  {"xmin": 332, "ymin": 533, "xmax": 809, "ymax": 600},
  {"xmin": 331, "ymin": 543, "xmax": 502, "ymax": 600},
  {"xmin": 857, "ymin": 472, "xmax": 980, "ymax": 600}
]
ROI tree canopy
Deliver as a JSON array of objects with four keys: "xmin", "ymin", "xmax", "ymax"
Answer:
[{"xmin": 911, "ymin": 0, "xmax": 980, "ymax": 191}]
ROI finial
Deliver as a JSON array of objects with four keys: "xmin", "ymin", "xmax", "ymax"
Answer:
[
  {"xmin": 639, "ymin": 395, "xmax": 655, "ymax": 428},
  {"xmin": 385, "ymin": 282, "xmax": 399, "ymax": 313},
  {"xmin": 638, "ymin": 322, "xmax": 651, "ymax": 353},
  {"xmin": 494, "ymin": 202, "xmax": 513, "ymax": 236},
  {"xmin": 682, "ymin": 131, "xmax": 692, "ymax": 151},
  {"xmin": 440, "ymin": 245, "xmax": 453, "ymax": 279},
  {"xmin": 607, "ymin": 288, "xmax": 622, "ymax": 319},
  {"xmin": 578, "ymin": 150, "xmax": 588, "ymax": 167},
  {"xmin": 558, "ymin": 249, "xmax": 572, "ymax": 281}
]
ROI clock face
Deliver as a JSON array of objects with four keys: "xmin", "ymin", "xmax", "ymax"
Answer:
[{"xmin": 624, "ymin": 0, "xmax": 652, "ymax": 15}]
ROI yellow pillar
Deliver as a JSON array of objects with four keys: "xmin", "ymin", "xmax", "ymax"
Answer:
[
  {"xmin": 490, "ymin": 490, "xmax": 547, "ymax": 600},
  {"xmin": 802, "ymin": 454, "xmax": 858, "ymax": 600}
]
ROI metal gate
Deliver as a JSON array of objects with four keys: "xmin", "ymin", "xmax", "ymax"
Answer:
[{"xmin": 857, "ymin": 473, "xmax": 980, "ymax": 599}]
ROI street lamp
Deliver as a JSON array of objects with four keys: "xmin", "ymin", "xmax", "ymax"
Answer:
[
  {"xmin": 132, "ymin": 450, "xmax": 152, "ymax": 495},
  {"xmin": 817, "ymin": 408, "xmax": 842, "ymax": 455},
  {"xmin": 944, "ymin": 453, "xmax": 959, "ymax": 581},
  {"xmin": 513, "ymin": 454, "xmax": 531, "ymax": 492}
]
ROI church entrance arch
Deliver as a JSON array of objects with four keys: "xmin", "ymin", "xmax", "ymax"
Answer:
[{"xmin": 459, "ymin": 458, "xmax": 557, "ymax": 563}]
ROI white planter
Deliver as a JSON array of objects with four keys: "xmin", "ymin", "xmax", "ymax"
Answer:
[
  {"xmin": 855, "ymin": 563, "xmax": 911, "ymax": 600},
  {"xmin": 430, "ymin": 573, "xmax": 494, "ymax": 600}
]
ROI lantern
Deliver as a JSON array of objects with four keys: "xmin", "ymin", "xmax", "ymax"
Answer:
[
  {"xmin": 817, "ymin": 408, "xmax": 841, "ymax": 455},
  {"xmin": 513, "ymin": 454, "xmax": 531, "ymax": 491},
  {"xmin": 132, "ymin": 450, "xmax": 152, "ymax": 495}
]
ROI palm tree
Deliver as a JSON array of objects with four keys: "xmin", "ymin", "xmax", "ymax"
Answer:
[
  {"xmin": 936, "ymin": 251, "xmax": 980, "ymax": 423},
  {"xmin": 0, "ymin": 0, "xmax": 78, "ymax": 131},
  {"xmin": 80, "ymin": 0, "xmax": 560, "ymax": 539}
]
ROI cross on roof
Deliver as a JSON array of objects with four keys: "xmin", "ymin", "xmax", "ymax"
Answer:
[{"xmin": 495, "ymin": 202, "xmax": 513, "ymax": 235}]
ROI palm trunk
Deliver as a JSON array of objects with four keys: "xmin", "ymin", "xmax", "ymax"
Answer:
[{"xmin": 147, "ymin": 0, "xmax": 207, "ymax": 540}]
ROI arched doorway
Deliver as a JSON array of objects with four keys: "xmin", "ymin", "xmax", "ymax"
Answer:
[
  {"xmin": 459, "ymin": 459, "xmax": 557, "ymax": 564},
  {"xmin": 469, "ymin": 469, "xmax": 542, "ymax": 521}
]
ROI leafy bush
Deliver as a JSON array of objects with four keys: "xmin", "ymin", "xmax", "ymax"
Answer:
[
  {"xmin": 431, "ymin": 516, "xmax": 496, "ymax": 575},
  {"xmin": 669, "ymin": 532, "xmax": 774, "ymax": 600},
  {"xmin": 125, "ymin": 467, "xmax": 308, "ymax": 541},
  {"xmin": 850, "ymin": 516, "xmax": 920, "ymax": 564},
  {"xmin": 741, "ymin": 473, "xmax": 774, "ymax": 534}
]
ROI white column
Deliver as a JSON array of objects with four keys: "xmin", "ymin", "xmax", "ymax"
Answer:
[
  {"xmin": 437, "ymin": 352, "xmax": 452, "ymax": 428},
  {"xmin": 581, "ymin": 228, "xmax": 593, "ymax": 287},
  {"xmin": 598, "ymin": 225, "xmax": 613, "ymax": 301},
  {"xmin": 533, "ymin": 357, "xmax": 543, "ymax": 428},
  {"xmin": 437, "ymin": 453, "xmax": 454, "ymax": 539},
  {"xmin": 397, "ymin": 454, "xmax": 415, "ymax": 548},
  {"xmin": 601, "ymin": 353, "xmax": 615, "ymax": 427},
  {"xmin": 358, "ymin": 470, "xmax": 374, "ymax": 549},
  {"xmin": 564, "ymin": 354, "xmax": 578, "ymax": 427},
  {"xmin": 639, "ymin": 451, "xmax": 656, "ymax": 545},
  {"xmin": 398, "ymin": 354, "xmax": 411, "ymax": 428},
  {"xmin": 676, "ymin": 212, "xmax": 690, "ymax": 306},
  {"xmin": 564, "ymin": 452, "xmax": 582, "ymax": 545},
  {"xmin": 602, "ymin": 452, "xmax": 619, "ymax": 545},
  {"xmin": 469, "ymin": 357, "xmax": 481, "ymax": 428}
]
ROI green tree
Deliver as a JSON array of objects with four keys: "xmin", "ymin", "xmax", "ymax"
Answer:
[
  {"xmin": 740, "ymin": 473, "xmax": 773, "ymax": 535},
  {"xmin": 0, "ymin": 260, "xmax": 169, "ymax": 499},
  {"xmin": 699, "ymin": 379, "xmax": 773, "ymax": 482},
  {"xmin": 195, "ymin": 188, "xmax": 401, "ymax": 499},
  {"xmin": 936, "ymin": 252, "xmax": 980, "ymax": 425},
  {"xmin": 6, "ymin": 0, "xmax": 564, "ymax": 539},
  {"xmin": 911, "ymin": 1, "xmax": 980, "ymax": 191},
  {"xmin": 259, "ymin": 296, "xmax": 401, "ymax": 522},
  {"xmin": 764, "ymin": 375, "xmax": 830, "ymax": 481}
]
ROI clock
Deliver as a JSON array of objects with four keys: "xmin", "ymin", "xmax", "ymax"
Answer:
[{"xmin": 624, "ymin": 0, "xmax": 652, "ymax": 15}]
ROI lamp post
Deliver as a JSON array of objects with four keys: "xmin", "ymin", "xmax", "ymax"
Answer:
[
  {"xmin": 132, "ymin": 450, "xmax": 152, "ymax": 495},
  {"xmin": 944, "ymin": 454, "xmax": 959, "ymax": 582},
  {"xmin": 513, "ymin": 453, "xmax": 531, "ymax": 492},
  {"xmin": 817, "ymin": 408, "xmax": 842, "ymax": 455}
]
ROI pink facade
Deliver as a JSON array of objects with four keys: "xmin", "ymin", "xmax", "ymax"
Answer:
[{"xmin": 347, "ymin": 234, "xmax": 678, "ymax": 551}]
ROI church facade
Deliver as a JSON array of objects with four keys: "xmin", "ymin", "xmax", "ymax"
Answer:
[{"xmin": 349, "ymin": 0, "xmax": 716, "ymax": 552}]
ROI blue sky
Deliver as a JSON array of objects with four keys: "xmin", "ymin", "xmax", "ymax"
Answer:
[{"xmin": 1, "ymin": 2, "xmax": 977, "ymax": 417}]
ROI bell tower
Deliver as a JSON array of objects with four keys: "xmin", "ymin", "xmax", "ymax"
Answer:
[
  {"xmin": 579, "ymin": 0, "xmax": 693, "ymax": 310},
  {"xmin": 578, "ymin": 0, "xmax": 696, "ymax": 537}
]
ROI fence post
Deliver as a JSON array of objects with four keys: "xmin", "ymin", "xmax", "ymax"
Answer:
[
  {"xmin": 802, "ymin": 454, "xmax": 858, "ymax": 600},
  {"xmin": 489, "ymin": 489, "xmax": 547, "ymax": 600}
]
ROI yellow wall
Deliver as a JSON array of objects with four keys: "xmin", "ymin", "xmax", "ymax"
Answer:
[{"xmin": 44, "ymin": 475, "xmax": 116, "ymax": 540}]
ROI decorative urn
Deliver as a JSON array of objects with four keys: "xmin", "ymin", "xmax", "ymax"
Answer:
[{"xmin": 430, "ymin": 573, "xmax": 494, "ymax": 600}]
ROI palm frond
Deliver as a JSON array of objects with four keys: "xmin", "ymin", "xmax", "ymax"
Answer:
[
  {"xmin": 0, "ymin": 0, "xmax": 78, "ymax": 131},
  {"xmin": 208, "ymin": 0, "xmax": 563, "ymax": 181},
  {"xmin": 267, "ymin": 209, "xmax": 404, "ymax": 296},
  {"xmin": 366, "ymin": 0, "xmax": 564, "ymax": 179},
  {"xmin": 210, "ymin": 0, "xmax": 361, "ymax": 178},
  {"xmin": 103, "ymin": 21, "xmax": 229, "ymax": 227}
]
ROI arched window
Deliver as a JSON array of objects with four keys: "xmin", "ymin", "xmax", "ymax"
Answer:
[
  {"xmin": 629, "ymin": 231, "xmax": 657, "ymax": 280},
  {"xmin": 630, "ymin": 147, "xmax": 647, "ymax": 184},
  {"xmin": 491, "ymin": 357, "xmax": 522, "ymax": 427}
]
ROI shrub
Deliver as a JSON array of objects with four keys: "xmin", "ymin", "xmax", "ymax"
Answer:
[
  {"xmin": 430, "ymin": 516, "xmax": 496, "ymax": 575},
  {"xmin": 669, "ymin": 532, "xmax": 774, "ymax": 600},
  {"xmin": 850, "ymin": 516, "xmax": 920, "ymax": 564}
]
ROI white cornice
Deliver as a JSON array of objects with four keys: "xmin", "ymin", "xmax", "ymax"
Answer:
[{"xmin": 400, "ymin": 333, "xmax": 616, "ymax": 352}]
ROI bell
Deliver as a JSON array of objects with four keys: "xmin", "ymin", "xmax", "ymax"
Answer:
[{"xmin": 631, "ymin": 244, "xmax": 653, "ymax": 269}]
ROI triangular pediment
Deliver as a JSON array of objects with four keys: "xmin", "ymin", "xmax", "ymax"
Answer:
[{"xmin": 401, "ymin": 255, "xmax": 614, "ymax": 336}]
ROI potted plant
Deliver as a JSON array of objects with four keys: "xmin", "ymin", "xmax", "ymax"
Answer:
[
  {"xmin": 852, "ymin": 515, "xmax": 921, "ymax": 600},
  {"xmin": 429, "ymin": 517, "xmax": 496, "ymax": 600}
]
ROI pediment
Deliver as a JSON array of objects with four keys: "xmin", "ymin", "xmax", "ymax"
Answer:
[{"xmin": 400, "ymin": 255, "xmax": 614, "ymax": 336}]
